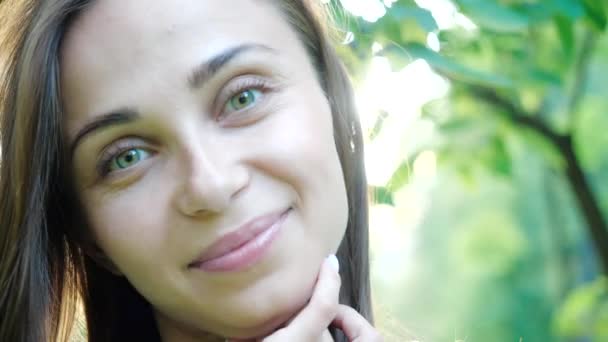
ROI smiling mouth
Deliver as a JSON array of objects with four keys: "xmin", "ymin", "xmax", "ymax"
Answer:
[{"xmin": 189, "ymin": 208, "xmax": 291, "ymax": 272}]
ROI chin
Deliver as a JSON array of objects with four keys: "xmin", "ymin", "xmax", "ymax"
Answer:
[{"xmin": 226, "ymin": 275, "xmax": 316, "ymax": 339}]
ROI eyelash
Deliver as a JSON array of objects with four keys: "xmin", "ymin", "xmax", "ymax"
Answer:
[
  {"xmin": 97, "ymin": 139, "xmax": 150, "ymax": 177},
  {"xmin": 217, "ymin": 76, "xmax": 274, "ymax": 117}
]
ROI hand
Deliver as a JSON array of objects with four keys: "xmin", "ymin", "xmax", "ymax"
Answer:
[
  {"xmin": 332, "ymin": 305, "xmax": 383, "ymax": 342},
  {"xmin": 262, "ymin": 255, "xmax": 341, "ymax": 342},
  {"xmin": 262, "ymin": 255, "xmax": 383, "ymax": 342}
]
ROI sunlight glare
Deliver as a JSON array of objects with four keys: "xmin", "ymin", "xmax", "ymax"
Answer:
[
  {"xmin": 455, "ymin": 12, "xmax": 478, "ymax": 31},
  {"xmin": 414, "ymin": 0, "xmax": 478, "ymax": 31},
  {"xmin": 427, "ymin": 32, "xmax": 441, "ymax": 52},
  {"xmin": 342, "ymin": 31, "xmax": 355, "ymax": 45},
  {"xmin": 371, "ymin": 41, "xmax": 383, "ymax": 54},
  {"xmin": 392, "ymin": 59, "xmax": 450, "ymax": 114},
  {"xmin": 359, "ymin": 57, "xmax": 448, "ymax": 186},
  {"xmin": 369, "ymin": 204, "xmax": 414, "ymax": 285},
  {"xmin": 413, "ymin": 150, "xmax": 437, "ymax": 181},
  {"xmin": 339, "ymin": 0, "xmax": 387, "ymax": 22},
  {"xmin": 356, "ymin": 56, "xmax": 392, "ymax": 134}
]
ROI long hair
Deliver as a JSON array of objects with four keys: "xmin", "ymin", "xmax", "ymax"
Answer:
[{"xmin": 0, "ymin": 1, "xmax": 372, "ymax": 341}]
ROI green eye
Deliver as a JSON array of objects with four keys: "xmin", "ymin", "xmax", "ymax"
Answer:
[
  {"xmin": 110, "ymin": 148, "xmax": 150, "ymax": 171},
  {"xmin": 227, "ymin": 89, "xmax": 261, "ymax": 111}
]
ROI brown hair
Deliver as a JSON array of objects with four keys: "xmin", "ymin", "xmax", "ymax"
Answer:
[{"xmin": 0, "ymin": 1, "xmax": 372, "ymax": 341}]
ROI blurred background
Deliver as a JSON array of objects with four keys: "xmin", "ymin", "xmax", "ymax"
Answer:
[{"xmin": 329, "ymin": 0, "xmax": 608, "ymax": 340}]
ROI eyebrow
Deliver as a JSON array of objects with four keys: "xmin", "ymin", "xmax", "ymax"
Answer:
[
  {"xmin": 69, "ymin": 110, "xmax": 139, "ymax": 156},
  {"xmin": 188, "ymin": 43, "xmax": 276, "ymax": 89},
  {"xmin": 69, "ymin": 43, "xmax": 277, "ymax": 156}
]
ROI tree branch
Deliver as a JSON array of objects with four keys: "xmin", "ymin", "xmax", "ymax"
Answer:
[
  {"xmin": 465, "ymin": 85, "xmax": 566, "ymax": 147},
  {"xmin": 449, "ymin": 83, "xmax": 608, "ymax": 274},
  {"xmin": 561, "ymin": 138, "xmax": 608, "ymax": 274}
]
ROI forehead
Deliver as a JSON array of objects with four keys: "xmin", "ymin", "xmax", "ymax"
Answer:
[
  {"xmin": 62, "ymin": 0, "xmax": 292, "ymax": 55},
  {"xmin": 60, "ymin": 0, "xmax": 305, "ymax": 124}
]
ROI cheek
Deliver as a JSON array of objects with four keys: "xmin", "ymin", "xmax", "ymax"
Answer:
[
  {"xmin": 258, "ymin": 93, "xmax": 342, "ymax": 187},
  {"xmin": 81, "ymin": 186, "xmax": 172, "ymax": 271},
  {"xmin": 260, "ymin": 97, "xmax": 349, "ymax": 249}
]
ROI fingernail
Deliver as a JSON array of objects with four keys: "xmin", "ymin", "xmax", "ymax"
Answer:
[{"xmin": 326, "ymin": 254, "xmax": 339, "ymax": 272}]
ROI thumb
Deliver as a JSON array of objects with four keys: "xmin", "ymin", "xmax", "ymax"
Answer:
[{"xmin": 264, "ymin": 255, "xmax": 341, "ymax": 341}]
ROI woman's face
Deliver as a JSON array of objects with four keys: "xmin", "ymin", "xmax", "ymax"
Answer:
[{"xmin": 61, "ymin": 0, "xmax": 348, "ymax": 339}]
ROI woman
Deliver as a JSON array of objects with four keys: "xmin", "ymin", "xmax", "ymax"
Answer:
[{"xmin": 0, "ymin": 0, "xmax": 379, "ymax": 341}]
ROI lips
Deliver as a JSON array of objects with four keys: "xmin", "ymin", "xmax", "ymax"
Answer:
[{"xmin": 189, "ymin": 207, "xmax": 291, "ymax": 272}]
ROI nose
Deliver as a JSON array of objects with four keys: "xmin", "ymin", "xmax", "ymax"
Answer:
[{"xmin": 173, "ymin": 143, "xmax": 249, "ymax": 217}]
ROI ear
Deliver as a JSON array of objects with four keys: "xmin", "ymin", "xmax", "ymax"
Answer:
[{"xmin": 83, "ymin": 242, "xmax": 123, "ymax": 276}]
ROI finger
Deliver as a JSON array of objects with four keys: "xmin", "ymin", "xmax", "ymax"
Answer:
[
  {"xmin": 283, "ymin": 255, "xmax": 341, "ymax": 337},
  {"xmin": 332, "ymin": 305, "xmax": 382, "ymax": 342},
  {"xmin": 264, "ymin": 255, "xmax": 341, "ymax": 341},
  {"xmin": 321, "ymin": 329, "xmax": 334, "ymax": 342}
]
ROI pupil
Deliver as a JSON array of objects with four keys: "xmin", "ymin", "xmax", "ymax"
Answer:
[
  {"xmin": 238, "ymin": 93, "xmax": 248, "ymax": 104},
  {"xmin": 124, "ymin": 151, "xmax": 136, "ymax": 163}
]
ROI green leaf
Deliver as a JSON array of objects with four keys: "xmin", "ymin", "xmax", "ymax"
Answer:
[
  {"xmin": 517, "ymin": 2, "xmax": 557, "ymax": 23},
  {"xmin": 455, "ymin": 0, "xmax": 530, "ymax": 33},
  {"xmin": 375, "ymin": 17, "xmax": 404, "ymax": 43},
  {"xmin": 385, "ymin": 159, "xmax": 413, "ymax": 192},
  {"xmin": 551, "ymin": 0, "xmax": 585, "ymax": 19},
  {"xmin": 388, "ymin": 4, "xmax": 438, "ymax": 32},
  {"xmin": 375, "ymin": 42, "xmax": 414, "ymax": 70},
  {"xmin": 483, "ymin": 137, "xmax": 512, "ymax": 178},
  {"xmin": 554, "ymin": 15, "xmax": 575, "ymax": 60},
  {"xmin": 582, "ymin": 0, "xmax": 607, "ymax": 31},
  {"xmin": 554, "ymin": 277, "xmax": 608, "ymax": 337},
  {"xmin": 522, "ymin": 66, "xmax": 563, "ymax": 87},
  {"xmin": 370, "ymin": 186, "xmax": 395, "ymax": 206},
  {"xmin": 398, "ymin": 18, "xmax": 431, "ymax": 44},
  {"xmin": 382, "ymin": 43, "xmax": 513, "ymax": 88},
  {"xmin": 438, "ymin": 116, "xmax": 480, "ymax": 134},
  {"xmin": 368, "ymin": 110, "xmax": 389, "ymax": 140}
]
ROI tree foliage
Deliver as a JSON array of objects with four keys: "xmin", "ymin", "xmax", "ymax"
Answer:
[{"xmin": 334, "ymin": 0, "xmax": 608, "ymax": 340}]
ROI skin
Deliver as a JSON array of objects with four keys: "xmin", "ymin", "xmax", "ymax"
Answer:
[
  {"xmin": 60, "ymin": 0, "xmax": 351, "ymax": 340},
  {"xmin": 261, "ymin": 257, "xmax": 382, "ymax": 342}
]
